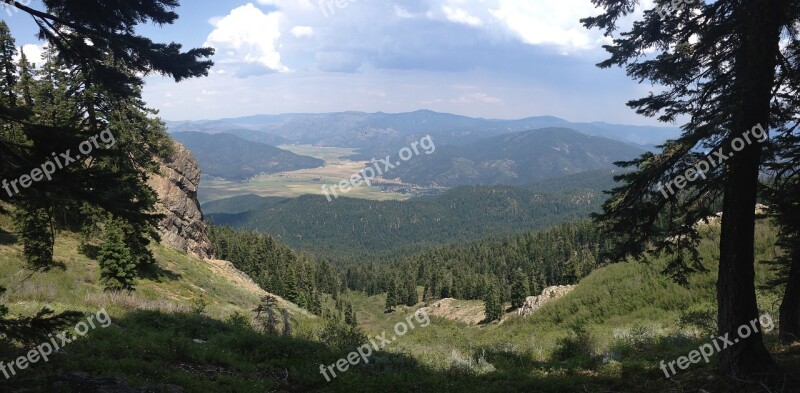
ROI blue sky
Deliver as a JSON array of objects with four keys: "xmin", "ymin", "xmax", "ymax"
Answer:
[{"xmin": 2, "ymin": 0, "xmax": 666, "ymax": 125}]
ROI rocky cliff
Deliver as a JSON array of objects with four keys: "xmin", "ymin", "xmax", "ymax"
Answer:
[
  {"xmin": 517, "ymin": 285, "xmax": 575, "ymax": 317},
  {"xmin": 148, "ymin": 142, "xmax": 214, "ymax": 259}
]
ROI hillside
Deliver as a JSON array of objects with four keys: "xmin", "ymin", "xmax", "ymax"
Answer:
[
  {"xmin": 205, "ymin": 185, "xmax": 607, "ymax": 260},
  {"xmin": 384, "ymin": 128, "xmax": 643, "ymax": 186},
  {"xmin": 171, "ymin": 132, "xmax": 324, "ymax": 181},
  {"xmin": 165, "ymin": 110, "xmax": 679, "ymax": 159}
]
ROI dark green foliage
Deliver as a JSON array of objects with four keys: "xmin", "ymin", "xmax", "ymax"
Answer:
[
  {"xmin": 98, "ymin": 218, "xmax": 136, "ymax": 291},
  {"xmin": 404, "ymin": 276, "xmax": 418, "ymax": 306},
  {"xmin": 172, "ymin": 132, "xmax": 323, "ymax": 181},
  {"xmin": 483, "ymin": 281, "xmax": 503, "ymax": 322},
  {"xmin": 318, "ymin": 316, "xmax": 367, "ymax": 352},
  {"xmin": 208, "ymin": 185, "xmax": 607, "ymax": 261},
  {"xmin": 254, "ymin": 295, "xmax": 290, "ymax": 335},
  {"xmin": 510, "ymin": 268, "xmax": 530, "ymax": 309},
  {"xmin": 344, "ymin": 303, "xmax": 357, "ymax": 327},
  {"xmin": 385, "ymin": 279, "xmax": 398, "ymax": 312},
  {"xmin": 346, "ymin": 220, "xmax": 606, "ymax": 301},
  {"xmin": 14, "ymin": 202, "xmax": 55, "ymax": 271},
  {"xmin": 583, "ymin": 0, "xmax": 798, "ymax": 376},
  {"xmin": 208, "ymin": 225, "xmax": 339, "ymax": 304},
  {"xmin": 552, "ymin": 326, "xmax": 596, "ymax": 368}
]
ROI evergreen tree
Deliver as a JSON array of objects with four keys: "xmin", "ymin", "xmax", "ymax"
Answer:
[
  {"xmin": 510, "ymin": 268, "xmax": 530, "ymax": 309},
  {"xmin": 483, "ymin": 281, "xmax": 503, "ymax": 322},
  {"xmin": 404, "ymin": 276, "xmax": 418, "ymax": 306},
  {"xmin": 310, "ymin": 289, "xmax": 323, "ymax": 316},
  {"xmin": 385, "ymin": 279, "xmax": 398, "ymax": 312},
  {"xmin": 15, "ymin": 202, "xmax": 55, "ymax": 272},
  {"xmin": 582, "ymin": 0, "xmax": 796, "ymax": 376},
  {"xmin": 344, "ymin": 303, "xmax": 357, "ymax": 327},
  {"xmin": 98, "ymin": 218, "xmax": 136, "ymax": 291},
  {"xmin": 0, "ymin": 21, "xmax": 17, "ymax": 108},
  {"xmin": 285, "ymin": 266, "xmax": 299, "ymax": 304}
]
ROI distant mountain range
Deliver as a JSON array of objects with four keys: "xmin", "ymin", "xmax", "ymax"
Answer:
[
  {"xmin": 383, "ymin": 128, "xmax": 643, "ymax": 186},
  {"xmin": 172, "ymin": 132, "xmax": 324, "ymax": 181},
  {"xmin": 165, "ymin": 110, "xmax": 680, "ymax": 158}
]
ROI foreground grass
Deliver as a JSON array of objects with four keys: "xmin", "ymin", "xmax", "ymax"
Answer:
[{"xmin": 0, "ymin": 217, "xmax": 798, "ymax": 392}]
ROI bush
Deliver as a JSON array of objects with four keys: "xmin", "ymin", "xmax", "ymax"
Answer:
[
  {"xmin": 318, "ymin": 317, "xmax": 367, "ymax": 352},
  {"xmin": 551, "ymin": 326, "xmax": 596, "ymax": 367}
]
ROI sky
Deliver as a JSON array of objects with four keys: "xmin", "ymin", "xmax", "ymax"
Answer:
[{"xmin": 1, "ymin": 0, "xmax": 666, "ymax": 125}]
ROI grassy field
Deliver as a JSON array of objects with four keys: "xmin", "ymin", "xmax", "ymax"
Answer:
[{"xmin": 198, "ymin": 145, "xmax": 412, "ymax": 203}]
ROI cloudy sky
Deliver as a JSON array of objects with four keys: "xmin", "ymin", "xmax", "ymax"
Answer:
[{"xmin": 3, "ymin": 0, "xmax": 664, "ymax": 124}]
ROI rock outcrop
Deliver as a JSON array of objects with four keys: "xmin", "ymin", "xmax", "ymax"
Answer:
[
  {"xmin": 148, "ymin": 142, "xmax": 213, "ymax": 259},
  {"xmin": 517, "ymin": 285, "xmax": 575, "ymax": 317}
]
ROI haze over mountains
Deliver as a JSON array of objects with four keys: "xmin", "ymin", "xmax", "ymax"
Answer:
[
  {"xmin": 386, "ymin": 128, "xmax": 642, "ymax": 186},
  {"xmin": 167, "ymin": 110, "xmax": 669, "ymax": 187},
  {"xmin": 172, "ymin": 132, "xmax": 324, "ymax": 181},
  {"xmin": 166, "ymin": 110, "xmax": 680, "ymax": 154}
]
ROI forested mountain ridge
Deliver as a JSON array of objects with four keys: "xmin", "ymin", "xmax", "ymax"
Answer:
[
  {"xmin": 206, "ymin": 184, "xmax": 607, "ymax": 261},
  {"xmin": 165, "ymin": 110, "xmax": 680, "ymax": 159},
  {"xmin": 383, "ymin": 128, "xmax": 643, "ymax": 186},
  {"xmin": 172, "ymin": 132, "xmax": 324, "ymax": 181}
]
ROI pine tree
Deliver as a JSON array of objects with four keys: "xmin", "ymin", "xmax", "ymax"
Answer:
[
  {"xmin": 510, "ymin": 268, "xmax": 530, "ymax": 309},
  {"xmin": 310, "ymin": 289, "xmax": 323, "ymax": 316},
  {"xmin": 404, "ymin": 276, "xmax": 418, "ymax": 306},
  {"xmin": 385, "ymin": 279, "xmax": 397, "ymax": 312},
  {"xmin": 285, "ymin": 266, "xmax": 299, "ymax": 304},
  {"xmin": 344, "ymin": 303, "xmax": 357, "ymax": 327},
  {"xmin": 0, "ymin": 21, "xmax": 17, "ymax": 108},
  {"xmin": 15, "ymin": 203, "xmax": 55, "ymax": 272},
  {"xmin": 98, "ymin": 218, "xmax": 136, "ymax": 291},
  {"xmin": 483, "ymin": 281, "xmax": 503, "ymax": 322},
  {"xmin": 582, "ymin": 0, "xmax": 796, "ymax": 376}
]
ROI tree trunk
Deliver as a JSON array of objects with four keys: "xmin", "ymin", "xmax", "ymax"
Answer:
[
  {"xmin": 716, "ymin": 0, "xmax": 784, "ymax": 377},
  {"xmin": 780, "ymin": 243, "xmax": 800, "ymax": 344}
]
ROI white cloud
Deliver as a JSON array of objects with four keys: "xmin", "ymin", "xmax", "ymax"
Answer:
[
  {"xmin": 394, "ymin": 6, "xmax": 415, "ymax": 19},
  {"xmin": 488, "ymin": 0, "xmax": 605, "ymax": 51},
  {"xmin": 452, "ymin": 92, "xmax": 502, "ymax": 104},
  {"xmin": 13, "ymin": 44, "xmax": 45, "ymax": 67},
  {"xmin": 442, "ymin": 5, "xmax": 483, "ymax": 26},
  {"xmin": 290, "ymin": 26, "xmax": 314, "ymax": 38},
  {"xmin": 204, "ymin": 3, "xmax": 289, "ymax": 76}
]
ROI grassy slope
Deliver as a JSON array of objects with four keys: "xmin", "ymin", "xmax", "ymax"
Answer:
[
  {"xmin": 341, "ymin": 220, "xmax": 800, "ymax": 392},
  {"xmin": 0, "ymin": 218, "xmax": 798, "ymax": 392}
]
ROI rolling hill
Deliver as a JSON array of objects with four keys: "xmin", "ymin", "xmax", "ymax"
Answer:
[
  {"xmin": 166, "ymin": 110, "xmax": 678, "ymax": 160},
  {"xmin": 172, "ymin": 132, "xmax": 324, "ymax": 181},
  {"xmin": 383, "ymin": 128, "xmax": 643, "ymax": 186},
  {"xmin": 204, "ymin": 183, "xmax": 611, "ymax": 261}
]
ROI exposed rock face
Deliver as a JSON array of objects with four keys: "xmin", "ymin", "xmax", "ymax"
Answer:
[
  {"xmin": 148, "ymin": 142, "xmax": 213, "ymax": 259},
  {"xmin": 517, "ymin": 285, "xmax": 576, "ymax": 317}
]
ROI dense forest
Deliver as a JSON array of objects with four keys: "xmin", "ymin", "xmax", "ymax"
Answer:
[
  {"xmin": 342, "ymin": 220, "xmax": 607, "ymax": 304},
  {"xmin": 208, "ymin": 225, "xmax": 340, "ymax": 314},
  {"xmin": 209, "ymin": 217, "xmax": 608, "ymax": 322},
  {"xmin": 207, "ymin": 184, "xmax": 608, "ymax": 261}
]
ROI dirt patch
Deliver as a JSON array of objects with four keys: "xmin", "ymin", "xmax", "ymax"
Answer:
[{"xmin": 420, "ymin": 298, "xmax": 486, "ymax": 325}]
